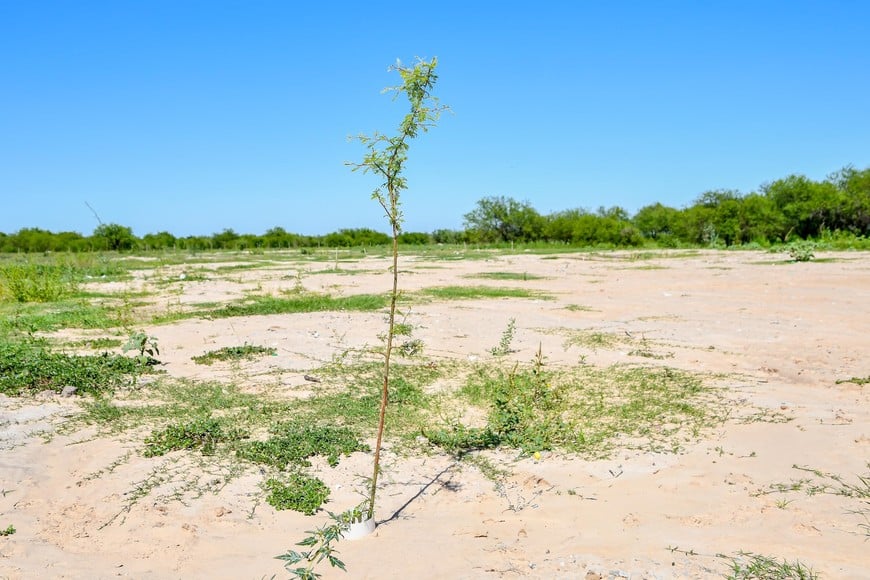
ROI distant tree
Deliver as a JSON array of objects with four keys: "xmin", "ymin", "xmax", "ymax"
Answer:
[
  {"xmin": 431, "ymin": 228, "xmax": 466, "ymax": 244},
  {"xmin": 463, "ymin": 196, "xmax": 544, "ymax": 242},
  {"xmin": 323, "ymin": 228, "xmax": 390, "ymax": 247},
  {"xmin": 397, "ymin": 231, "xmax": 430, "ymax": 244},
  {"xmin": 142, "ymin": 231, "xmax": 177, "ymax": 250},
  {"xmin": 832, "ymin": 166, "xmax": 870, "ymax": 235},
  {"xmin": 762, "ymin": 175, "xmax": 841, "ymax": 239},
  {"xmin": 633, "ymin": 203, "xmax": 681, "ymax": 240},
  {"xmin": 211, "ymin": 228, "xmax": 240, "ymax": 249},
  {"xmin": 92, "ymin": 223, "xmax": 136, "ymax": 251}
]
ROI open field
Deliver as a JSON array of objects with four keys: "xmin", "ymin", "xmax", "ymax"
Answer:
[{"xmin": 1, "ymin": 248, "xmax": 868, "ymax": 578}]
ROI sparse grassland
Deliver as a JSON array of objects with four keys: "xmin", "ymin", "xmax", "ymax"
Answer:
[{"xmin": 1, "ymin": 248, "xmax": 867, "ymax": 578}]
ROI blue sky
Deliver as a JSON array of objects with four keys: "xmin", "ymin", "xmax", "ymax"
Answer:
[{"xmin": 2, "ymin": 1, "xmax": 868, "ymax": 237}]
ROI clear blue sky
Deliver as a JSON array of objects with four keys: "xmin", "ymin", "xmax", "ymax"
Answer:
[{"xmin": 2, "ymin": 1, "xmax": 868, "ymax": 237}]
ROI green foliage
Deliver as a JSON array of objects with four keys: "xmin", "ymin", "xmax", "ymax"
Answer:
[
  {"xmin": 490, "ymin": 318, "xmax": 516, "ymax": 356},
  {"xmin": 464, "ymin": 196, "xmax": 545, "ymax": 243},
  {"xmin": 122, "ymin": 331, "xmax": 160, "ymax": 365},
  {"xmin": 465, "ymin": 271, "xmax": 544, "ymax": 281},
  {"xmin": 835, "ymin": 375, "xmax": 869, "ymax": 386},
  {"xmin": 264, "ymin": 474, "xmax": 330, "ymax": 515},
  {"xmin": 0, "ymin": 525, "xmax": 15, "ymax": 537},
  {"xmin": 0, "ymin": 337, "xmax": 150, "ymax": 396},
  {"xmin": 723, "ymin": 551, "xmax": 818, "ymax": 580},
  {"xmin": 236, "ymin": 423, "xmax": 369, "ymax": 469},
  {"xmin": 143, "ymin": 417, "xmax": 247, "ymax": 457},
  {"xmin": 349, "ymin": 57, "xmax": 446, "ymax": 521},
  {"xmin": 785, "ymin": 241, "xmax": 816, "ymax": 262},
  {"xmin": 186, "ymin": 293, "xmax": 388, "ymax": 321},
  {"xmin": 191, "ymin": 344, "xmax": 277, "ymax": 365},
  {"xmin": 0, "ymin": 301, "xmax": 122, "ymax": 333},
  {"xmin": 93, "ymin": 223, "xmax": 137, "ymax": 251},
  {"xmin": 428, "ymin": 347, "xmax": 570, "ymax": 454},
  {"xmin": 428, "ymin": 353, "xmax": 717, "ymax": 458},
  {"xmin": 0, "ymin": 262, "xmax": 78, "ymax": 303},
  {"xmin": 276, "ymin": 513, "xmax": 348, "ymax": 578},
  {"xmin": 419, "ymin": 285, "xmax": 549, "ymax": 301},
  {"xmin": 323, "ymin": 228, "xmax": 390, "ymax": 247}
]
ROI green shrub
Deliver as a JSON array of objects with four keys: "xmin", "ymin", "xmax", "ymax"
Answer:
[
  {"xmin": 264, "ymin": 474, "xmax": 330, "ymax": 514},
  {"xmin": 237, "ymin": 423, "xmax": 369, "ymax": 469},
  {"xmin": 0, "ymin": 338, "xmax": 150, "ymax": 396},
  {"xmin": 0, "ymin": 262, "xmax": 77, "ymax": 303},
  {"xmin": 143, "ymin": 417, "xmax": 247, "ymax": 457}
]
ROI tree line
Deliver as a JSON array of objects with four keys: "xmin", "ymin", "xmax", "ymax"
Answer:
[{"xmin": 2, "ymin": 165, "xmax": 868, "ymax": 253}]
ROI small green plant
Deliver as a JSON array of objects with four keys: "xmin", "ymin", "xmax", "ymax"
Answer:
[
  {"xmin": 191, "ymin": 344, "xmax": 277, "ymax": 365},
  {"xmin": 0, "ymin": 525, "xmax": 15, "ymax": 536},
  {"xmin": 396, "ymin": 338, "xmax": 424, "ymax": 357},
  {"xmin": 835, "ymin": 375, "xmax": 869, "ymax": 386},
  {"xmin": 276, "ymin": 513, "xmax": 347, "ymax": 579},
  {"xmin": 722, "ymin": 551, "xmax": 818, "ymax": 579},
  {"xmin": 427, "ymin": 345, "xmax": 570, "ymax": 454},
  {"xmin": 122, "ymin": 331, "xmax": 160, "ymax": 365},
  {"xmin": 786, "ymin": 241, "xmax": 816, "ymax": 262},
  {"xmin": 490, "ymin": 318, "xmax": 517, "ymax": 356},
  {"xmin": 264, "ymin": 473, "xmax": 331, "ymax": 515}
]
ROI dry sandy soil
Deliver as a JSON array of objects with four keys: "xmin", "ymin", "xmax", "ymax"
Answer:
[{"xmin": 1, "ymin": 249, "xmax": 868, "ymax": 579}]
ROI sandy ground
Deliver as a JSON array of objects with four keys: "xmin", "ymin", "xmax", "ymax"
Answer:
[{"xmin": 1, "ymin": 249, "xmax": 868, "ymax": 579}]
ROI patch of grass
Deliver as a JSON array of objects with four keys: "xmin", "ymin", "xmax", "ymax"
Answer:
[
  {"xmin": 152, "ymin": 270, "xmax": 210, "ymax": 285},
  {"xmin": 560, "ymin": 329, "xmax": 626, "ymax": 350},
  {"xmin": 427, "ymin": 353, "xmax": 721, "ymax": 458},
  {"xmin": 418, "ymin": 285, "xmax": 551, "ymax": 301},
  {"xmin": 154, "ymin": 292, "xmax": 388, "ymax": 323},
  {"xmin": 753, "ymin": 463, "xmax": 870, "ymax": 537},
  {"xmin": 0, "ymin": 300, "xmax": 123, "ymax": 332},
  {"xmin": 237, "ymin": 422, "xmax": 369, "ymax": 469},
  {"xmin": 0, "ymin": 525, "xmax": 15, "ymax": 536},
  {"xmin": 64, "ymin": 337, "xmax": 124, "ymax": 350},
  {"xmin": 464, "ymin": 271, "xmax": 545, "ymax": 281},
  {"xmin": 144, "ymin": 417, "xmax": 248, "ymax": 457},
  {"xmin": 191, "ymin": 344, "xmax": 277, "ymax": 365},
  {"xmin": 836, "ymin": 375, "xmax": 869, "ymax": 386},
  {"xmin": 294, "ymin": 360, "xmax": 443, "ymax": 436},
  {"xmin": 264, "ymin": 473, "xmax": 330, "ymax": 515},
  {"xmin": 0, "ymin": 336, "xmax": 153, "ymax": 396},
  {"xmin": 78, "ymin": 378, "xmax": 294, "ymax": 434},
  {"xmin": 563, "ymin": 304, "xmax": 596, "ymax": 312},
  {"xmin": 722, "ymin": 551, "xmax": 818, "ymax": 579},
  {"xmin": 0, "ymin": 262, "xmax": 78, "ymax": 302}
]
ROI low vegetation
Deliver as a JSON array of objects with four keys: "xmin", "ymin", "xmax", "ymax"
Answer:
[
  {"xmin": 191, "ymin": 344, "xmax": 277, "ymax": 365},
  {"xmin": 0, "ymin": 335, "xmax": 154, "ymax": 396}
]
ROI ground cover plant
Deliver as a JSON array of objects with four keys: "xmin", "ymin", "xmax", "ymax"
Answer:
[
  {"xmin": 191, "ymin": 344, "xmax": 277, "ymax": 365},
  {"xmin": 418, "ymin": 285, "xmax": 551, "ymax": 301},
  {"xmin": 0, "ymin": 334, "xmax": 154, "ymax": 396}
]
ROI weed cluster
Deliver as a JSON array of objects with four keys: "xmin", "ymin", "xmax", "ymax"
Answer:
[
  {"xmin": 723, "ymin": 551, "xmax": 818, "ymax": 579},
  {"xmin": 144, "ymin": 418, "xmax": 247, "ymax": 457},
  {"xmin": 0, "ymin": 262, "xmax": 78, "ymax": 303},
  {"xmin": 427, "ymin": 347, "xmax": 571, "ymax": 454},
  {"xmin": 191, "ymin": 344, "xmax": 277, "ymax": 365},
  {"xmin": 490, "ymin": 318, "xmax": 516, "ymax": 357},
  {"xmin": 0, "ymin": 336, "xmax": 152, "ymax": 396},
  {"xmin": 236, "ymin": 423, "xmax": 369, "ymax": 469}
]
